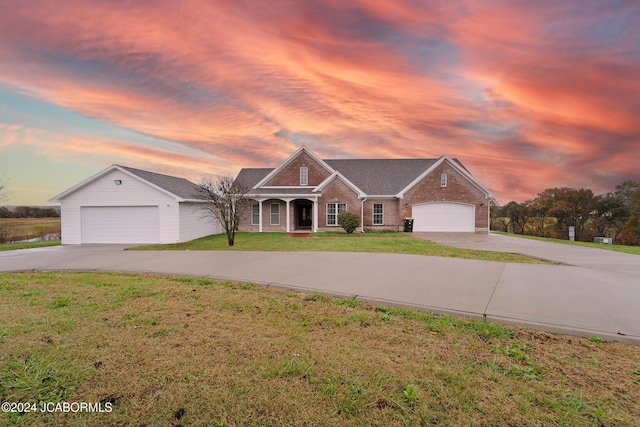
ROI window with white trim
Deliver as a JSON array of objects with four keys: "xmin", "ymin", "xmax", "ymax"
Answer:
[
  {"xmin": 373, "ymin": 203, "xmax": 384, "ymax": 225},
  {"xmin": 326, "ymin": 203, "xmax": 346, "ymax": 226},
  {"xmin": 251, "ymin": 203, "xmax": 260, "ymax": 225},
  {"xmin": 441, "ymin": 173, "xmax": 448, "ymax": 187},
  {"xmin": 270, "ymin": 203, "xmax": 280, "ymax": 225},
  {"xmin": 300, "ymin": 166, "xmax": 309, "ymax": 186}
]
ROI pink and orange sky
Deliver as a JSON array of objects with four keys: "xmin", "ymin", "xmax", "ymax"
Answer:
[{"xmin": 1, "ymin": 0, "xmax": 639, "ymax": 205}]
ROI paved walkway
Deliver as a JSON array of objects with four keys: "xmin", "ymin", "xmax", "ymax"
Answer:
[{"xmin": 1, "ymin": 234, "xmax": 638, "ymax": 344}]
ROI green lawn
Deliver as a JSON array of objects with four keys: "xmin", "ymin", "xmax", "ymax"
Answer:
[
  {"xmin": 493, "ymin": 231, "xmax": 640, "ymax": 255},
  {"xmin": 131, "ymin": 232, "xmax": 551, "ymax": 264},
  {"xmin": 1, "ymin": 272, "xmax": 638, "ymax": 426},
  {"xmin": 0, "ymin": 240, "xmax": 61, "ymax": 252}
]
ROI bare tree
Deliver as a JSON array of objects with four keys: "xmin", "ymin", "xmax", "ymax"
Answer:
[
  {"xmin": 195, "ymin": 175, "xmax": 252, "ymax": 246},
  {"xmin": 0, "ymin": 178, "xmax": 7, "ymax": 202},
  {"xmin": 0, "ymin": 178, "xmax": 11, "ymax": 243}
]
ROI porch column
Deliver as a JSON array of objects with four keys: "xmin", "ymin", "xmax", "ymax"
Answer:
[
  {"xmin": 313, "ymin": 196, "xmax": 319, "ymax": 232},
  {"xmin": 258, "ymin": 199, "xmax": 263, "ymax": 232},
  {"xmin": 285, "ymin": 199, "xmax": 291, "ymax": 233}
]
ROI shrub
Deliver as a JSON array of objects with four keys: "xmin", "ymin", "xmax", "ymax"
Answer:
[
  {"xmin": 337, "ymin": 211, "xmax": 360, "ymax": 234},
  {"xmin": 0, "ymin": 223, "xmax": 15, "ymax": 243},
  {"xmin": 34, "ymin": 224, "xmax": 50, "ymax": 241}
]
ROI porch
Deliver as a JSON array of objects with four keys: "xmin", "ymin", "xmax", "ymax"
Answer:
[{"xmin": 253, "ymin": 197, "xmax": 319, "ymax": 233}]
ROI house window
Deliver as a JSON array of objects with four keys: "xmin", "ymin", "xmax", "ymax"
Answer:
[
  {"xmin": 300, "ymin": 166, "xmax": 309, "ymax": 186},
  {"xmin": 300, "ymin": 166, "xmax": 309, "ymax": 185},
  {"xmin": 373, "ymin": 203, "xmax": 384, "ymax": 225},
  {"xmin": 327, "ymin": 203, "xmax": 346, "ymax": 226},
  {"xmin": 251, "ymin": 203, "xmax": 260, "ymax": 225},
  {"xmin": 270, "ymin": 203, "xmax": 280, "ymax": 225},
  {"xmin": 441, "ymin": 173, "xmax": 448, "ymax": 187}
]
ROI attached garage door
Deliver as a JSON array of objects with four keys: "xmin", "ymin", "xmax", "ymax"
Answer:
[
  {"xmin": 412, "ymin": 203, "xmax": 474, "ymax": 232},
  {"xmin": 81, "ymin": 206, "xmax": 160, "ymax": 243}
]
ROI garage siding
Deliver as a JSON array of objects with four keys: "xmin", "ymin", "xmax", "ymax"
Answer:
[
  {"xmin": 179, "ymin": 203, "xmax": 222, "ymax": 241},
  {"xmin": 60, "ymin": 169, "xmax": 178, "ymax": 244}
]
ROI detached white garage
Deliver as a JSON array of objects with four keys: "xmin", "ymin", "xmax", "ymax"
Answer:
[
  {"xmin": 412, "ymin": 202, "xmax": 475, "ymax": 232},
  {"xmin": 50, "ymin": 165, "xmax": 222, "ymax": 244}
]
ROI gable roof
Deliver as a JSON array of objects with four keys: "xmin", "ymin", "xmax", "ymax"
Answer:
[
  {"xmin": 396, "ymin": 155, "xmax": 492, "ymax": 198},
  {"xmin": 117, "ymin": 165, "xmax": 201, "ymax": 200},
  {"xmin": 252, "ymin": 146, "xmax": 335, "ymax": 188},
  {"xmin": 314, "ymin": 171, "xmax": 366, "ymax": 198},
  {"xmin": 50, "ymin": 164, "xmax": 203, "ymax": 202},
  {"xmin": 324, "ymin": 159, "xmax": 438, "ymax": 195},
  {"xmin": 238, "ymin": 154, "xmax": 491, "ymax": 198}
]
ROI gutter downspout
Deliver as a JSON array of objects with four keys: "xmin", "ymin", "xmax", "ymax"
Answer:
[{"xmin": 360, "ymin": 197, "xmax": 367, "ymax": 233}]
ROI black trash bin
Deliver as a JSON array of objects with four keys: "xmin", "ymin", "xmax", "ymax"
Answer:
[{"xmin": 403, "ymin": 218, "xmax": 414, "ymax": 232}]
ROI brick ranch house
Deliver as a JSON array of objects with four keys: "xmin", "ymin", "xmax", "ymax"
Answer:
[{"xmin": 236, "ymin": 147, "xmax": 493, "ymax": 233}]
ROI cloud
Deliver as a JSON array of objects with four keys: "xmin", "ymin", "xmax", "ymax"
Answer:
[
  {"xmin": 0, "ymin": 121, "xmax": 225, "ymax": 182},
  {"xmin": 0, "ymin": 0, "xmax": 638, "ymax": 202}
]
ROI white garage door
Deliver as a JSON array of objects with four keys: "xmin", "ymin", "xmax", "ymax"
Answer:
[
  {"xmin": 81, "ymin": 206, "xmax": 160, "ymax": 243},
  {"xmin": 412, "ymin": 203, "xmax": 474, "ymax": 232}
]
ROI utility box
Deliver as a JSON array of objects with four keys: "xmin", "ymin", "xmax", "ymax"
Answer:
[{"xmin": 593, "ymin": 237, "xmax": 612, "ymax": 244}]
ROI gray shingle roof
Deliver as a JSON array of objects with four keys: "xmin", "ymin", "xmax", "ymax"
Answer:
[
  {"xmin": 325, "ymin": 159, "xmax": 438, "ymax": 195},
  {"xmin": 235, "ymin": 168, "xmax": 272, "ymax": 189},
  {"xmin": 118, "ymin": 165, "xmax": 202, "ymax": 200},
  {"xmin": 237, "ymin": 158, "xmax": 464, "ymax": 196}
]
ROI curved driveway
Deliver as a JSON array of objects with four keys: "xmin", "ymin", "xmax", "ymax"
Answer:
[{"xmin": 1, "ymin": 233, "xmax": 638, "ymax": 344}]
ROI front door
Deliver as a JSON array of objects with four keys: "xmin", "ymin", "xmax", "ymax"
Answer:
[{"xmin": 297, "ymin": 203, "xmax": 312, "ymax": 229}]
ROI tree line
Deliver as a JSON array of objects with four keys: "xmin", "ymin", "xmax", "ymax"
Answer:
[
  {"xmin": 0, "ymin": 206, "xmax": 61, "ymax": 218},
  {"xmin": 491, "ymin": 181, "xmax": 640, "ymax": 246}
]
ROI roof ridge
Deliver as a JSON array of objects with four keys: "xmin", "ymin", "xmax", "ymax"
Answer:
[
  {"xmin": 324, "ymin": 158, "xmax": 438, "ymax": 161},
  {"xmin": 118, "ymin": 165, "xmax": 192, "ymax": 181},
  {"xmin": 116, "ymin": 165, "xmax": 202, "ymax": 200}
]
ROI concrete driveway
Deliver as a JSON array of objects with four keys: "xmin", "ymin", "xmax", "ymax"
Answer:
[
  {"xmin": 415, "ymin": 232, "xmax": 640, "ymax": 274},
  {"xmin": 415, "ymin": 232, "xmax": 640, "ymax": 342},
  {"xmin": 1, "ymin": 234, "xmax": 639, "ymax": 344}
]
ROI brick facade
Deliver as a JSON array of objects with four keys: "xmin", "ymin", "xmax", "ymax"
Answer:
[
  {"xmin": 362, "ymin": 199, "xmax": 401, "ymax": 231},
  {"xmin": 264, "ymin": 151, "xmax": 331, "ymax": 187},
  {"xmin": 237, "ymin": 147, "xmax": 492, "ymax": 233},
  {"xmin": 316, "ymin": 177, "xmax": 361, "ymax": 231},
  {"xmin": 400, "ymin": 163, "xmax": 489, "ymax": 231}
]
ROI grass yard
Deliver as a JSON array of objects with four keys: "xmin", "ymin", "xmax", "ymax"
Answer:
[
  {"xmin": 0, "ymin": 240, "xmax": 61, "ymax": 252},
  {"xmin": 492, "ymin": 231, "xmax": 640, "ymax": 255},
  {"xmin": 1, "ymin": 272, "xmax": 638, "ymax": 426},
  {"xmin": 132, "ymin": 232, "xmax": 551, "ymax": 264}
]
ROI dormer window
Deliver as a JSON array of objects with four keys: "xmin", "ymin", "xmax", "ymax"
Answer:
[
  {"xmin": 441, "ymin": 173, "xmax": 448, "ymax": 187},
  {"xmin": 300, "ymin": 166, "xmax": 309, "ymax": 186}
]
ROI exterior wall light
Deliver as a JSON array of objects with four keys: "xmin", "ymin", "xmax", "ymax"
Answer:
[{"xmin": 114, "ymin": 180, "xmax": 122, "ymax": 185}]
